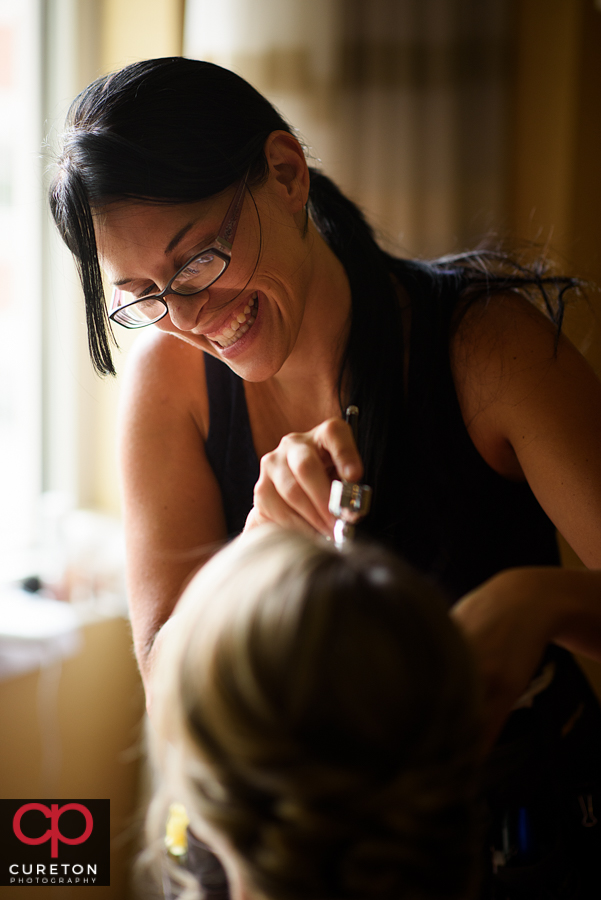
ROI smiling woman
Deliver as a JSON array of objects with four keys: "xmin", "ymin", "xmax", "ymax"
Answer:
[
  {"xmin": 48, "ymin": 54, "xmax": 601, "ymax": 662},
  {"xmin": 48, "ymin": 54, "xmax": 601, "ymax": 897}
]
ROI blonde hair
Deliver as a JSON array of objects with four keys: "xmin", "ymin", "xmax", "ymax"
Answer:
[{"xmin": 152, "ymin": 526, "xmax": 482, "ymax": 900}]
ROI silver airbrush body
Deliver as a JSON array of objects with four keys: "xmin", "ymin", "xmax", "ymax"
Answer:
[{"xmin": 328, "ymin": 406, "xmax": 372, "ymax": 548}]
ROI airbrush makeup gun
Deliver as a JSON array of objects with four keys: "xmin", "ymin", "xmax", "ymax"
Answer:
[{"xmin": 328, "ymin": 406, "xmax": 372, "ymax": 548}]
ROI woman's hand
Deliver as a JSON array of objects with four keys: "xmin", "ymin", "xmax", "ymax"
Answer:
[{"xmin": 245, "ymin": 417, "xmax": 364, "ymax": 537}]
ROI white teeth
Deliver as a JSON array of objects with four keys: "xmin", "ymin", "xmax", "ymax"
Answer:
[{"xmin": 212, "ymin": 295, "xmax": 258, "ymax": 348}]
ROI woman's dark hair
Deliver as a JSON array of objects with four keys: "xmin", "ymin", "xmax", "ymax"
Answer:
[{"xmin": 50, "ymin": 57, "xmax": 580, "ymax": 544}]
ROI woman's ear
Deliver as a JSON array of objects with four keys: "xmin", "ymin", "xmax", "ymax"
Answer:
[{"xmin": 263, "ymin": 131, "xmax": 310, "ymax": 214}]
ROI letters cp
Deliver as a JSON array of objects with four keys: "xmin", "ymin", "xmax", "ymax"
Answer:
[{"xmin": 13, "ymin": 803, "xmax": 93, "ymax": 858}]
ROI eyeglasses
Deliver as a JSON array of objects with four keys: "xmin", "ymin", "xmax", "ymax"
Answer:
[{"xmin": 108, "ymin": 176, "xmax": 248, "ymax": 328}]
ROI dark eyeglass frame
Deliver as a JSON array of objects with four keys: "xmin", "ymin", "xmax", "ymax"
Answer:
[{"xmin": 108, "ymin": 174, "xmax": 248, "ymax": 328}]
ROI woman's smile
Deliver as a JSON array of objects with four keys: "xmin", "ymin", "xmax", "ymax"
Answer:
[{"xmin": 204, "ymin": 292, "xmax": 258, "ymax": 348}]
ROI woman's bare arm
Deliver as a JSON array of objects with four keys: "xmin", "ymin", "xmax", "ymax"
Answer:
[
  {"xmin": 452, "ymin": 294, "xmax": 601, "ymax": 567},
  {"xmin": 119, "ymin": 333, "xmax": 227, "ymax": 690},
  {"xmin": 452, "ymin": 566, "xmax": 601, "ymax": 748},
  {"xmin": 450, "ymin": 295, "xmax": 601, "ymax": 744}
]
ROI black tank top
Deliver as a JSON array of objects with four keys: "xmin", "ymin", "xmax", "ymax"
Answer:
[
  {"xmin": 204, "ymin": 352, "xmax": 260, "ymax": 536},
  {"xmin": 204, "ymin": 259, "xmax": 559, "ymax": 600}
]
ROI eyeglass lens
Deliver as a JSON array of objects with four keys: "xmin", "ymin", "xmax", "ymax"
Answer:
[{"xmin": 111, "ymin": 252, "xmax": 228, "ymax": 326}]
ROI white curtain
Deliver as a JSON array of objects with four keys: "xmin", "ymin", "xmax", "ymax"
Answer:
[{"xmin": 184, "ymin": 0, "xmax": 510, "ymax": 258}]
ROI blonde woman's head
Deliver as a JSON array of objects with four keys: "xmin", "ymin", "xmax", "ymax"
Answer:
[{"xmin": 152, "ymin": 526, "xmax": 482, "ymax": 900}]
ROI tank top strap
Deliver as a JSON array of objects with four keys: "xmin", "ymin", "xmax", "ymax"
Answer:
[{"xmin": 203, "ymin": 353, "xmax": 259, "ymax": 536}]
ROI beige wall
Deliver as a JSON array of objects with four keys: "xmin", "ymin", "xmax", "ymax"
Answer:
[
  {"xmin": 0, "ymin": 618, "xmax": 145, "ymax": 900},
  {"xmin": 101, "ymin": 0, "xmax": 184, "ymax": 72}
]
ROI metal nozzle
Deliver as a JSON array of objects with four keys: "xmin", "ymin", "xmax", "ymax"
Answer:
[
  {"xmin": 328, "ymin": 406, "xmax": 372, "ymax": 549},
  {"xmin": 328, "ymin": 479, "xmax": 372, "ymax": 521}
]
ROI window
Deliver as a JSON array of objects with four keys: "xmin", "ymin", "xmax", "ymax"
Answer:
[{"xmin": 0, "ymin": 0, "xmax": 42, "ymax": 564}]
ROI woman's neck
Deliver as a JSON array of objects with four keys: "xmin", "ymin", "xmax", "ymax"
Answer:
[
  {"xmin": 271, "ymin": 222, "xmax": 351, "ymax": 414},
  {"xmin": 245, "ymin": 223, "xmax": 351, "ymax": 445}
]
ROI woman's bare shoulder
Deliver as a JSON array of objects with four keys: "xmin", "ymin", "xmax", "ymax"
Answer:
[
  {"xmin": 449, "ymin": 291, "xmax": 597, "ymax": 478},
  {"xmin": 124, "ymin": 329, "xmax": 207, "ymax": 385},
  {"xmin": 121, "ymin": 330, "xmax": 210, "ymax": 437},
  {"xmin": 451, "ymin": 290, "xmax": 559, "ymax": 359},
  {"xmin": 449, "ymin": 291, "xmax": 601, "ymax": 568},
  {"xmin": 450, "ymin": 292, "xmax": 566, "ymax": 415}
]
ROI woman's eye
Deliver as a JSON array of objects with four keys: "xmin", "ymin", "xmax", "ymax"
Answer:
[
  {"xmin": 137, "ymin": 296, "xmax": 158, "ymax": 310},
  {"xmin": 181, "ymin": 254, "xmax": 215, "ymax": 277},
  {"xmin": 135, "ymin": 285, "xmax": 158, "ymax": 300}
]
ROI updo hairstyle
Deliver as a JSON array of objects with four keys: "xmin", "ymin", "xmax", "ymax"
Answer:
[{"xmin": 152, "ymin": 526, "xmax": 483, "ymax": 900}]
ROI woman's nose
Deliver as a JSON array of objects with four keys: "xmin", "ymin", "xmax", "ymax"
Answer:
[{"xmin": 165, "ymin": 291, "xmax": 209, "ymax": 331}]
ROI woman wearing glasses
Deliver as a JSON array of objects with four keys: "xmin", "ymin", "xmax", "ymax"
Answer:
[
  {"xmin": 50, "ymin": 56, "xmax": 601, "ymax": 895},
  {"xmin": 52, "ymin": 57, "xmax": 601, "ymax": 698}
]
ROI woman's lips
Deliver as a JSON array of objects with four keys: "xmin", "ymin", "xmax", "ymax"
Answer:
[{"xmin": 205, "ymin": 293, "xmax": 258, "ymax": 348}]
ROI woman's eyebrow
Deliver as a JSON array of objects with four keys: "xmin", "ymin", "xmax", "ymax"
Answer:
[
  {"xmin": 112, "ymin": 217, "xmax": 213, "ymax": 286},
  {"xmin": 164, "ymin": 221, "xmax": 196, "ymax": 255}
]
